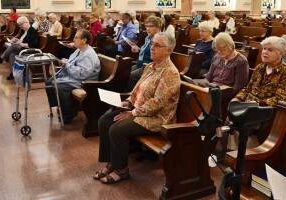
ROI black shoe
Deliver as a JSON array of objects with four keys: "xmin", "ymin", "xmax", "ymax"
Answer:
[{"xmin": 6, "ymin": 73, "xmax": 14, "ymax": 80}]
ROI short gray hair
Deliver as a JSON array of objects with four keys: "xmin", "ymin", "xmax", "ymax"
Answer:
[
  {"xmin": 213, "ymin": 32, "xmax": 235, "ymax": 51},
  {"xmin": 35, "ymin": 10, "xmax": 46, "ymax": 17},
  {"xmin": 48, "ymin": 13, "xmax": 57, "ymax": 19},
  {"xmin": 198, "ymin": 21, "xmax": 213, "ymax": 33},
  {"xmin": 154, "ymin": 32, "xmax": 176, "ymax": 52},
  {"xmin": 17, "ymin": 16, "xmax": 29, "ymax": 25},
  {"xmin": 261, "ymin": 36, "xmax": 286, "ymax": 55}
]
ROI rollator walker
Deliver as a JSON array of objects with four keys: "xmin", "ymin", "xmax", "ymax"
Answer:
[
  {"xmin": 185, "ymin": 86, "xmax": 273, "ymax": 200},
  {"xmin": 11, "ymin": 48, "xmax": 64, "ymax": 136}
]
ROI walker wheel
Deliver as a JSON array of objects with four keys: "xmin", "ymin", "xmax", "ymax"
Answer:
[
  {"xmin": 20, "ymin": 126, "xmax": 31, "ymax": 136},
  {"xmin": 12, "ymin": 112, "xmax": 21, "ymax": 121}
]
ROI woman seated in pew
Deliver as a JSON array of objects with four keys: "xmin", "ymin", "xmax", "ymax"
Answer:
[
  {"xmin": 93, "ymin": 32, "xmax": 180, "ymax": 184},
  {"xmin": 233, "ymin": 36, "xmax": 286, "ymax": 107},
  {"xmin": 128, "ymin": 15, "xmax": 162, "ymax": 89},
  {"xmin": 206, "ymin": 11, "xmax": 220, "ymax": 32},
  {"xmin": 193, "ymin": 21, "xmax": 214, "ymax": 75},
  {"xmin": 163, "ymin": 14, "xmax": 175, "ymax": 38},
  {"xmin": 89, "ymin": 13, "xmax": 103, "ymax": 41},
  {"xmin": 226, "ymin": 36, "xmax": 286, "ymax": 147},
  {"xmin": 1, "ymin": 16, "xmax": 39, "ymax": 80},
  {"xmin": 32, "ymin": 10, "xmax": 49, "ymax": 33},
  {"xmin": 223, "ymin": 12, "xmax": 236, "ymax": 35},
  {"xmin": 196, "ymin": 32, "xmax": 249, "ymax": 95},
  {"xmin": 46, "ymin": 13, "xmax": 63, "ymax": 39},
  {"xmin": 45, "ymin": 29, "xmax": 101, "ymax": 124}
]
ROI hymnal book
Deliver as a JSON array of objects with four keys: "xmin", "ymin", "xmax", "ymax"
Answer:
[
  {"xmin": 251, "ymin": 179, "xmax": 272, "ymax": 197},
  {"xmin": 251, "ymin": 170, "xmax": 270, "ymax": 189}
]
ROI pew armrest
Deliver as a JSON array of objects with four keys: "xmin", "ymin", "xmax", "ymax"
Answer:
[{"xmin": 161, "ymin": 121, "xmax": 198, "ymax": 137}]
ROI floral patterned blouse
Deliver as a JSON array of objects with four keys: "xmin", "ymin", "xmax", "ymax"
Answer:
[
  {"xmin": 235, "ymin": 61, "xmax": 286, "ymax": 106},
  {"xmin": 128, "ymin": 58, "xmax": 181, "ymax": 132}
]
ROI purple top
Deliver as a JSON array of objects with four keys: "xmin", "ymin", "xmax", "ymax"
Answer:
[{"xmin": 206, "ymin": 52, "xmax": 249, "ymax": 93}]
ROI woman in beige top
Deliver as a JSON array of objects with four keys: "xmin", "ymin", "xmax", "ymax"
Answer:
[{"xmin": 93, "ymin": 32, "xmax": 181, "ymax": 184}]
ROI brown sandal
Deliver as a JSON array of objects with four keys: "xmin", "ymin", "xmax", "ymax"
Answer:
[
  {"xmin": 100, "ymin": 170, "xmax": 130, "ymax": 184},
  {"xmin": 93, "ymin": 165, "xmax": 113, "ymax": 180}
]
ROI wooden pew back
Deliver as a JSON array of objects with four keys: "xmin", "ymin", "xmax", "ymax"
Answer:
[
  {"xmin": 234, "ymin": 26, "xmax": 267, "ymax": 42},
  {"xmin": 225, "ymin": 102, "xmax": 286, "ymax": 184},
  {"xmin": 270, "ymin": 26, "xmax": 286, "ymax": 36},
  {"xmin": 248, "ymin": 41, "xmax": 262, "ymax": 67}
]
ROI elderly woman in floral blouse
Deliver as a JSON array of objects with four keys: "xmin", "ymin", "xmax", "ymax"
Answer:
[
  {"xmin": 93, "ymin": 32, "xmax": 181, "ymax": 184},
  {"xmin": 233, "ymin": 36, "xmax": 286, "ymax": 106}
]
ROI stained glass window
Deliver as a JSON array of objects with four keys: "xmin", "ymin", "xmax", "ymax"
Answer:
[
  {"xmin": 213, "ymin": 0, "xmax": 230, "ymax": 7},
  {"xmin": 156, "ymin": 0, "xmax": 176, "ymax": 8},
  {"xmin": 85, "ymin": 0, "xmax": 111, "ymax": 9}
]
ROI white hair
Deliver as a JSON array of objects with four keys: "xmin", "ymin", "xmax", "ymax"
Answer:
[
  {"xmin": 154, "ymin": 32, "xmax": 176, "ymax": 52},
  {"xmin": 17, "ymin": 16, "xmax": 29, "ymax": 25},
  {"xmin": 198, "ymin": 21, "xmax": 213, "ymax": 33},
  {"xmin": 261, "ymin": 36, "xmax": 286, "ymax": 55},
  {"xmin": 35, "ymin": 10, "xmax": 46, "ymax": 17},
  {"xmin": 48, "ymin": 13, "xmax": 57, "ymax": 19},
  {"xmin": 213, "ymin": 32, "xmax": 235, "ymax": 50}
]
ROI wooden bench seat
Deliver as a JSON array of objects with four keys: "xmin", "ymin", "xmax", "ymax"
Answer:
[{"xmin": 74, "ymin": 54, "xmax": 133, "ymax": 137}]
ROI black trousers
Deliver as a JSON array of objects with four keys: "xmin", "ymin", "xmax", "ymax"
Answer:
[
  {"xmin": 98, "ymin": 109, "xmax": 154, "ymax": 169},
  {"xmin": 45, "ymin": 80, "xmax": 78, "ymax": 123}
]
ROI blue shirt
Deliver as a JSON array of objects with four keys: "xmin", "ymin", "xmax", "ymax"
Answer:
[
  {"xmin": 195, "ymin": 39, "xmax": 214, "ymax": 70},
  {"xmin": 116, "ymin": 22, "xmax": 137, "ymax": 52},
  {"xmin": 57, "ymin": 45, "xmax": 101, "ymax": 88},
  {"xmin": 137, "ymin": 35, "xmax": 152, "ymax": 68}
]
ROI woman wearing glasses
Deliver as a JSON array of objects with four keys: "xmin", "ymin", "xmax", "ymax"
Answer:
[
  {"xmin": 128, "ymin": 15, "xmax": 162, "ymax": 89},
  {"xmin": 93, "ymin": 32, "xmax": 180, "ymax": 184}
]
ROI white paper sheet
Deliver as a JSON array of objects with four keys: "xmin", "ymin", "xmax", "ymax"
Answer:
[
  {"xmin": 122, "ymin": 35, "xmax": 139, "ymax": 49},
  {"xmin": 98, "ymin": 88, "xmax": 123, "ymax": 108},
  {"xmin": 265, "ymin": 164, "xmax": 286, "ymax": 200}
]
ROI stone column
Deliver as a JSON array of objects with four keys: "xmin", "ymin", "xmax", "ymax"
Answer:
[
  {"xmin": 250, "ymin": 0, "xmax": 262, "ymax": 19},
  {"xmin": 92, "ymin": 0, "xmax": 105, "ymax": 17},
  {"xmin": 181, "ymin": 0, "xmax": 193, "ymax": 16}
]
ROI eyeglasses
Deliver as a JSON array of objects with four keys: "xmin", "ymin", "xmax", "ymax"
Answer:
[
  {"xmin": 150, "ymin": 41, "xmax": 167, "ymax": 48},
  {"xmin": 145, "ymin": 24, "xmax": 155, "ymax": 28}
]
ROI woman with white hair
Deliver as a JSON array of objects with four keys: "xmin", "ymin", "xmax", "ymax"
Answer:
[
  {"xmin": 205, "ymin": 32, "xmax": 249, "ymax": 94},
  {"xmin": 1, "ymin": 16, "xmax": 38, "ymax": 80},
  {"xmin": 190, "ymin": 9, "xmax": 201, "ymax": 27},
  {"xmin": 195, "ymin": 21, "xmax": 214, "ymax": 74},
  {"xmin": 47, "ymin": 13, "xmax": 63, "ymax": 39},
  {"xmin": 32, "ymin": 10, "xmax": 49, "ymax": 33},
  {"xmin": 233, "ymin": 36, "xmax": 286, "ymax": 106},
  {"xmin": 206, "ymin": 11, "xmax": 220, "ymax": 30}
]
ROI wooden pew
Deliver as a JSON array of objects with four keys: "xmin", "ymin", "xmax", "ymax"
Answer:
[
  {"xmin": 174, "ymin": 27, "xmax": 200, "ymax": 53},
  {"xmin": 40, "ymin": 35, "xmax": 61, "ymax": 57},
  {"xmin": 234, "ymin": 26, "xmax": 267, "ymax": 43},
  {"xmin": 136, "ymin": 81, "xmax": 215, "ymax": 199},
  {"xmin": 225, "ymin": 101, "xmax": 286, "ymax": 185},
  {"xmin": 0, "ymin": 21, "xmax": 18, "ymax": 38},
  {"xmin": 269, "ymin": 26, "xmax": 286, "ymax": 36},
  {"xmin": 134, "ymin": 82, "xmax": 233, "ymax": 199},
  {"xmin": 74, "ymin": 54, "xmax": 133, "ymax": 137},
  {"xmin": 61, "ymin": 27, "xmax": 73, "ymax": 41},
  {"xmin": 248, "ymin": 41, "xmax": 262, "ymax": 68},
  {"xmin": 171, "ymin": 51, "xmax": 204, "ymax": 79}
]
